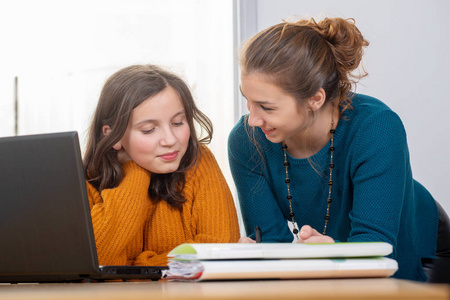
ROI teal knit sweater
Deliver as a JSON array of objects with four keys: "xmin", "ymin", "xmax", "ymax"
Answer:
[{"xmin": 228, "ymin": 93, "xmax": 438, "ymax": 281}]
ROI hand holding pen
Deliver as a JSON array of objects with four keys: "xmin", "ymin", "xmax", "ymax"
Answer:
[
  {"xmin": 254, "ymin": 226, "xmax": 262, "ymax": 243},
  {"xmin": 237, "ymin": 226, "xmax": 262, "ymax": 243}
]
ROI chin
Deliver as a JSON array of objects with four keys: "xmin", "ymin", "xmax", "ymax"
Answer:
[
  {"xmin": 265, "ymin": 135, "xmax": 283, "ymax": 144},
  {"xmin": 152, "ymin": 163, "xmax": 181, "ymax": 174}
]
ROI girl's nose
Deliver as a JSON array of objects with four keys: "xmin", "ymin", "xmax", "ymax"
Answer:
[
  {"xmin": 160, "ymin": 127, "xmax": 177, "ymax": 146},
  {"xmin": 247, "ymin": 104, "xmax": 263, "ymax": 127}
]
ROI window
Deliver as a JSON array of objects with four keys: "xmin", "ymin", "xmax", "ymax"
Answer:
[{"xmin": 0, "ymin": 0, "xmax": 235, "ymax": 187}]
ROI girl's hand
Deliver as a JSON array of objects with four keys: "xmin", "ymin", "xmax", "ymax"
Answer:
[
  {"xmin": 238, "ymin": 236, "xmax": 256, "ymax": 243},
  {"xmin": 297, "ymin": 225, "xmax": 335, "ymax": 244}
]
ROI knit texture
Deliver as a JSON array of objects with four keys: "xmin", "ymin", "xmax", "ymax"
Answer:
[
  {"xmin": 87, "ymin": 145, "xmax": 240, "ymax": 266},
  {"xmin": 228, "ymin": 93, "xmax": 439, "ymax": 281}
]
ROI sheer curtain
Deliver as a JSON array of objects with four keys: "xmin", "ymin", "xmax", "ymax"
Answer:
[{"xmin": 0, "ymin": 0, "xmax": 236, "ymax": 192}]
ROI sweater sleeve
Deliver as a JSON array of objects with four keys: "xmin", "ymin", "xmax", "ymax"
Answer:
[
  {"xmin": 228, "ymin": 118, "xmax": 294, "ymax": 242},
  {"xmin": 86, "ymin": 161, "xmax": 151, "ymax": 265},
  {"xmin": 347, "ymin": 109, "xmax": 409, "ymax": 258},
  {"xmin": 133, "ymin": 145, "xmax": 240, "ymax": 266}
]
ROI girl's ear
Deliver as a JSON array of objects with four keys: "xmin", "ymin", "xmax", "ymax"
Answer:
[
  {"xmin": 102, "ymin": 125, "xmax": 122, "ymax": 151},
  {"xmin": 308, "ymin": 88, "xmax": 327, "ymax": 112},
  {"xmin": 102, "ymin": 125, "xmax": 112, "ymax": 136}
]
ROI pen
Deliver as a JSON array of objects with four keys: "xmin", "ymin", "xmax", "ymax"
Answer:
[{"xmin": 254, "ymin": 226, "xmax": 262, "ymax": 243}]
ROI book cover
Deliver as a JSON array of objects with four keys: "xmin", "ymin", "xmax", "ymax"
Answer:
[{"xmin": 166, "ymin": 242, "xmax": 398, "ymax": 281}]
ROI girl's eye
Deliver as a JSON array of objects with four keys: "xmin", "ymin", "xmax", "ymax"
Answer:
[
  {"xmin": 173, "ymin": 121, "xmax": 184, "ymax": 126},
  {"xmin": 142, "ymin": 128, "xmax": 155, "ymax": 134},
  {"xmin": 261, "ymin": 105, "xmax": 273, "ymax": 111}
]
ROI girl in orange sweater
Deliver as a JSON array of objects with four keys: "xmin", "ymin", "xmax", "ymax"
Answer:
[{"xmin": 83, "ymin": 64, "xmax": 240, "ymax": 266}]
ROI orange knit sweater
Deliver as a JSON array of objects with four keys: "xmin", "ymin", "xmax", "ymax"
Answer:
[{"xmin": 86, "ymin": 145, "xmax": 240, "ymax": 266}]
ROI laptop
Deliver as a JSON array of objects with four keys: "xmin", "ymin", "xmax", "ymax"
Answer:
[{"xmin": 0, "ymin": 131, "xmax": 167, "ymax": 283}]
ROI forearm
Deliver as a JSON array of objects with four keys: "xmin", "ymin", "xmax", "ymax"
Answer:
[{"xmin": 88, "ymin": 161, "xmax": 151, "ymax": 264}]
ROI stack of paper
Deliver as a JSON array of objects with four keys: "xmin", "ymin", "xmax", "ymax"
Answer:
[{"xmin": 166, "ymin": 242, "xmax": 398, "ymax": 281}]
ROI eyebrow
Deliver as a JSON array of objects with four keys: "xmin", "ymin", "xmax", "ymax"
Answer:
[
  {"xmin": 133, "ymin": 110, "xmax": 186, "ymax": 127},
  {"xmin": 239, "ymin": 86, "xmax": 273, "ymax": 105}
]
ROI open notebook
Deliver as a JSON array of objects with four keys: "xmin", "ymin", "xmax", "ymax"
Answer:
[
  {"xmin": 0, "ymin": 132, "xmax": 167, "ymax": 283},
  {"xmin": 166, "ymin": 243, "xmax": 398, "ymax": 281}
]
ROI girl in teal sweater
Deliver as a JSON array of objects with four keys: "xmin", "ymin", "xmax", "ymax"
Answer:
[{"xmin": 228, "ymin": 17, "xmax": 450, "ymax": 282}]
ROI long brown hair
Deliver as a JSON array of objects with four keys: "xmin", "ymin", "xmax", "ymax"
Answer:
[
  {"xmin": 240, "ymin": 17, "xmax": 369, "ymax": 111},
  {"xmin": 83, "ymin": 64, "xmax": 213, "ymax": 207}
]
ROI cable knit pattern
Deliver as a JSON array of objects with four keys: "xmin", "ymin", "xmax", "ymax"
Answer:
[
  {"xmin": 87, "ymin": 145, "xmax": 240, "ymax": 267},
  {"xmin": 228, "ymin": 93, "xmax": 439, "ymax": 281}
]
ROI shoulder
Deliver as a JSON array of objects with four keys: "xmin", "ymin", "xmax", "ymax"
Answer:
[
  {"xmin": 349, "ymin": 94, "xmax": 399, "ymax": 117},
  {"xmin": 346, "ymin": 94, "xmax": 405, "ymax": 133},
  {"xmin": 343, "ymin": 94, "xmax": 408, "ymax": 153},
  {"xmin": 187, "ymin": 144, "xmax": 221, "ymax": 177},
  {"xmin": 198, "ymin": 143, "xmax": 217, "ymax": 164},
  {"xmin": 184, "ymin": 144, "xmax": 230, "ymax": 195},
  {"xmin": 228, "ymin": 115, "xmax": 266, "ymax": 143},
  {"xmin": 228, "ymin": 115, "xmax": 271, "ymax": 154},
  {"xmin": 349, "ymin": 94, "xmax": 394, "ymax": 115},
  {"xmin": 228, "ymin": 115, "xmax": 249, "ymax": 143}
]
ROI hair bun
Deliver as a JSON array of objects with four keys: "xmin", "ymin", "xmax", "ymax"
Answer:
[{"xmin": 316, "ymin": 18, "xmax": 369, "ymax": 73}]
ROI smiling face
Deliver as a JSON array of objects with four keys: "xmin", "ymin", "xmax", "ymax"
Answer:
[
  {"xmin": 116, "ymin": 86, "xmax": 191, "ymax": 174},
  {"xmin": 240, "ymin": 72, "xmax": 312, "ymax": 144}
]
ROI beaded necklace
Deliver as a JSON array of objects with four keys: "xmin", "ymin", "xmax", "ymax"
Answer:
[{"xmin": 282, "ymin": 111, "xmax": 336, "ymax": 239}]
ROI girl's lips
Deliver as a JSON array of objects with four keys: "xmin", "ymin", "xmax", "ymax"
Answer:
[
  {"xmin": 159, "ymin": 151, "xmax": 178, "ymax": 161},
  {"xmin": 261, "ymin": 127, "xmax": 276, "ymax": 135}
]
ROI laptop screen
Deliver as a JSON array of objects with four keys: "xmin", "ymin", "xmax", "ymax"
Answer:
[{"xmin": 0, "ymin": 132, "xmax": 100, "ymax": 278}]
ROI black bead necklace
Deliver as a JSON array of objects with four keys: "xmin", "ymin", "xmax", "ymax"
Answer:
[{"xmin": 282, "ymin": 111, "xmax": 336, "ymax": 239}]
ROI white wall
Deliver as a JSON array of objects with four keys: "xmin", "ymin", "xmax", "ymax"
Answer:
[{"xmin": 236, "ymin": 0, "xmax": 450, "ymax": 214}]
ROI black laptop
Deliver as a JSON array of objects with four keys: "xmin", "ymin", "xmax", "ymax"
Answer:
[{"xmin": 0, "ymin": 131, "xmax": 167, "ymax": 283}]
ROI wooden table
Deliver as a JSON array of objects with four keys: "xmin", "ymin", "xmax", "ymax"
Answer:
[{"xmin": 0, "ymin": 278, "xmax": 448, "ymax": 300}]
